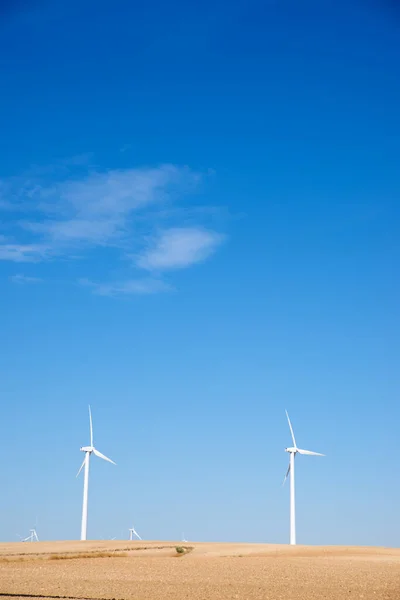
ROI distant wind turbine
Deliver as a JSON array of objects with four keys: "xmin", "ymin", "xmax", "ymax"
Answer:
[
  {"xmin": 17, "ymin": 529, "xmax": 39, "ymax": 542},
  {"xmin": 283, "ymin": 410, "xmax": 324, "ymax": 545},
  {"xmin": 77, "ymin": 406, "xmax": 116, "ymax": 541},
  {"xmin": 129, "ymin": 526, "xmax": 142, "ymax": 541}
]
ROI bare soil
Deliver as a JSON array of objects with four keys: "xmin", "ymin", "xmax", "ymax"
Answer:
[{"xmin": 0, "ymin": 540, "xmax": 399, "ymax": 600}]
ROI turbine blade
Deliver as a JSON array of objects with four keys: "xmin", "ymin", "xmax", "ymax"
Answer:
[
  {"xmin": 89, "ymin": 405, "xmax": 93, "ymax": 447},
  {"xmin": 132, "ymin": 528, "xmax": 141, "ymax": 540},
  {"xmin": 297, "ymin": 448, "xmax": 325, "ymax": 456},
  {"xmin": 93, "ymin": 447, "xmax": 116, "ymax": 465},
  {"xmin": 285, "ymin": 410, "xmax": 297, "ymax": 448},
  {"xmin": 282, "ymin": 462, "xmax": 291, "ymax": 485},
  {"xmin": 76, "ymin": 456, "xmax": 86, "ymax": 478}
]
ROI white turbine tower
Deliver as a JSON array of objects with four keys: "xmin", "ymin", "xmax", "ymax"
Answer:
[
  {"xmin": 129, "ymin": 526, "xmax": 142, "ymax": 541},
  {"xmin": 283, "ymin": 410, "xmax": 324, "ymax": 546},
  {"xmin": 29, "ymin": 529, "xmax": 39, "ymax": 542},
  {"xmin": 77, "ymin": 406, "xmax": 116, "ymax": 541}
]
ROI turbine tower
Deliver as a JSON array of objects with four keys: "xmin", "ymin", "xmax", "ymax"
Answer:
[
  {"xmin": 29, "ymin": 529, "xmax": 39, "ymax": 542},
  {"xmin": 77, "ymin": 406, "xmax": 116, "ymax": 541},
  {"xmin": 129, "ymin": 526, "xmax": 142, "ymax": 541},
  {"xmin": 283, "ymin": 410, "xmax": 324, "ymax": 546}
]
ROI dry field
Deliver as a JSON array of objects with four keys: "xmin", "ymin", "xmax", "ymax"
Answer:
[{"xmin": 0, "ymin": 540, "xmax": 399, "ymax": 600}]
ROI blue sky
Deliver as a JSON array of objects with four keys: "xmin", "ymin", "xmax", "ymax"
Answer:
[{"xmin": 0, "ymin": 0, "xmax": 399, "ymax": 545}]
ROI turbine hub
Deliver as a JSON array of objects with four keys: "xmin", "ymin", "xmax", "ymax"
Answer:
[{"xmin": 285, "ymin": 447, "xmax": 297, "ymax": 453}]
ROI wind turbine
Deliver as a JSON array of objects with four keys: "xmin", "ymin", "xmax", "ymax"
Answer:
[
  {"xmin": 129, "ymin": 526, "xmax": 142, "ymax": 541},
  {"xmin": 77, "ymin": 406, "xmax": 116, "ymax": 541},
  {"xmin": 283, "ymin": 410, "xmax": 324, "ymax": 546},
  {"xmin": 18, "ymin": 529, "xmax": 39, "ymax": 542}
]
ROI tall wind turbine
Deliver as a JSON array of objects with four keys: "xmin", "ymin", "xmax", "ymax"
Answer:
[
  {"xmin": 129, "ymin": 526, "xmax": 142, "ymax": 541},
  {"xmin": 283, "ymin": 410, "xmax": 324, "ymax": 546},
  {"xmin": 77, "ymin": 406, "xmax": 116, "ymax": 541}
]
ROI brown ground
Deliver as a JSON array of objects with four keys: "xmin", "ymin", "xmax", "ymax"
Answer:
[{"xmin": 0, "ymin": 540, "xmax": 399, "ymax": 600}]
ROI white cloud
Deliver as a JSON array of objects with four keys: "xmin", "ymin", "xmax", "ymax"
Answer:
[
  {"xmin": 21, "ymin": 164, "xmax": 185, "ymax": 248},
  {"xmin": 10, "ymin": 274, "xmax": 43, "ymax": 284},
  {"xmin": 79, "ymin": 278, "xmax": 172, "ymax": 296},
  {"xmin": 0, "ymin": 243, "xmax": 47, "ymax": 262},
  {"xmin": 26, "ymin": 217, "xmax": 124, "ymax": 245},
  {"xmin": 0, "ymin": 161, "xmax": 226, "ymax": 295},
  {"xmin": 58, "ymin": 165, "xmax": 178, "ymax": 215},
  {"xmin": 137, "ymin": 227, "xmax": 225, "ymax": 271}
]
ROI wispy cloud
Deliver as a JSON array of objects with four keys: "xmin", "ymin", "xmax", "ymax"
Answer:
[
  {"xmin": 79, "ymin": 278, "xmax": 172, "ymax": 296},
  {"xmin": 10, "ymin": 274, "xmax": 43, "ymax": 284},
  {"xmin": 0, "ymin": 161, "xmax": 226, "ymax": 295},
  {"xmin": 0, "ymin": 244, "xmax": 48, "ymax": 262},
  {"xmin": 137, "ymin": 227, "xmax": 225, "ymax": 271},
  {"xmin": 19, "ymin": 164, "xmax": 186, "ymax": 249}
]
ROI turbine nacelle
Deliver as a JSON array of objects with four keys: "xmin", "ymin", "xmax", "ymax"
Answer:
[
  {"xmin": 285, "ymin": 447, "xmax": 297, "ymax": 453},
  {"xmin": 80, "ymin": 446, "xmax": 93, "ymax": 453}
]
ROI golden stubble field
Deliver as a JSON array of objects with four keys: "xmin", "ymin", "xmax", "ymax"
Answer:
[{"xmin": 0, "ymin": 540, "xmax": 399, "ymax": 600}]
